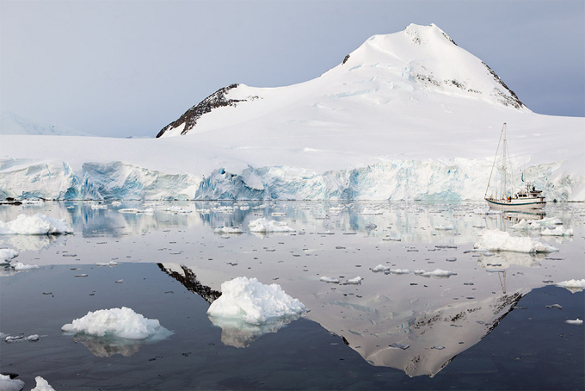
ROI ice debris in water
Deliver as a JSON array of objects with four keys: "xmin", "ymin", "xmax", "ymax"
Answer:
[
  {"xmin": 565, "ymin": 319, "xmax": 583, "ymax": 325},
  {"xmin": 416, "ymin": 269, "xmax": 457, "ymax": 277},
  {"xmin": 320, "ymin": 276, "xmax": 340, "ymax": 283},
  {"xmin": 0, "ymin": 374, "xmax": 24, "ymax": 391},
  {"xmin": 61, "ymin": 307, "xmax": 171, "ymax": 340},
  {"xmin": 248, "ymin": 218, "xmax": 295, "ymax": 233},
  {"xmin": 343, "ymin": 276, "xmax": 363, "ymax": 285},
  {"xmin": 0, "ymin": 214, "xmax": 73, "ymax": 235},
  {"xmin": 555, "ymin": 279, "xmax": 585, "ymax": 293},
  {"xmin": 474, "ymin": 229, "xmax": 558, "ymax": 253},
  {"xmin": 207, "ymin": 277, "xmax": 307, "ymax": 325},
  {"xmin": 31, "ymin": 376, "xmax": 56, "ymax": 391},
  {"xmin": 372, "ymin": 264, "xmax": 389, "ymax": 273}
]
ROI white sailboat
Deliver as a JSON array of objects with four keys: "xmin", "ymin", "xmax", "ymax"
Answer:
[{"xmin": 484, "ymin": 123, "xmax": 545, "ymax": 211}]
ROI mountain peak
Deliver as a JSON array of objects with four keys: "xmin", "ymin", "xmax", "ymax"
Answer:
[{"xmin": 157, "ymin": 24, "xmax": 525, "ymax": 138}]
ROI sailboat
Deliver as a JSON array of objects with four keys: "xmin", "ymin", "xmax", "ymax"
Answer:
[{"xmin": 484, "ymin": 123, "xmax": 545, "ymax": 211}]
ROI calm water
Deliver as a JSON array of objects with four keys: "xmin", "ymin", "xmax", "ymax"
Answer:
[{"xmin": 1, "ymin": 201, "xmax": 584, "ymax": 390}]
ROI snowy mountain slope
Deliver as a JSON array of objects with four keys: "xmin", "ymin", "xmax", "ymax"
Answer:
[
  {"xmin": 1, "ymin": 24, "xmax": 583, "ymax": 201},
  {"xmin": 1, "ymin": 110, "xmax": 90, "ymax": 136}
]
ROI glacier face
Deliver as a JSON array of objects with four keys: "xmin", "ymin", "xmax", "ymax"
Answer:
[{"xmin": 1, "ymin": 158, "xmax": 577, "ymax": 202}]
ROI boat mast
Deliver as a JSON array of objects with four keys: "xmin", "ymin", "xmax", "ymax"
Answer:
[
  {"xmin": 485, "ymin": 123, "xmax": 506, "ymax": 199},
  {"xmin": 502, "ymin": 123, "xmax": 507, "ymax": 199}
]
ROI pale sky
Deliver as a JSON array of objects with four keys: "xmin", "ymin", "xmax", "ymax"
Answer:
[{"xmin": 1, "ymin": 0, "xmax": 583, "ymax": 137}]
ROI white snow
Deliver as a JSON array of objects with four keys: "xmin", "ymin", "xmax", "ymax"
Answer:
[
  {"xmin": 31, "ymin": 376, "xmax": 56, "ymax": 391},
  {"xmin": 248, "ymin": 218, "xmax": 295, "ymax": 233},
  {"xmin": 61, "ymin": 307, "xmax": 171, "ymax": 339},
  {"xmin": 207, "ymin": 277, "xmax": 307, "ymax": 325},
  {"xmin": 0, "ymin": 248, "xmax": 19, "ymax": 261},
  {"xmin": 0, "ymin": 214, "xmax": 73, "ymax": 235},
  {"xmin": 0, "ymin": 24, "xmax": 583, "ymax": 202},
  {"xmin": 474, "ymin": 229, "xmax": 558, "ymax": 253}
]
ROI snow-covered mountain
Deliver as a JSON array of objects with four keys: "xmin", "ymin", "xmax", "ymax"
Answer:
[
  {"xmin": 157, "ymin": 23, "xmax": 525, "ymax": 138},
  {"xmin": 1, "ymin": 24, "xmax": 583, "ymax": 201},
  {"xmin": 1, "ymin": 110, "xmax": 89, "ymax": 136}
]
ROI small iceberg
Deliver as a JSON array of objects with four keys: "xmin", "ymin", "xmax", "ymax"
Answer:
[
  {"xmin": 207, "ymin": 277, "xmax": 307, "ymax": 347},
  {"xmin": 416, "ymin": 269, "xmax": 457, "ymax": 278},
  {"xmin": 565, "ymin": 319, "xmax": 583, "ymax": 325},
  {"xmin": 320, "ymin": 276, "xmax": 340, "ymax": 283},
  {"xmin": 207, "ymin": 277, "xmax": 307, "ymax": 325},
  {"xmin": 474, "ymin": 229, "xmax": 558, "ymax": 253},
  {"xmin": 0, "ymin": 214, "xmax": 73, "ymax": 235},
  {"xmin": 12, "ymin": 262, "xmax": 40, "ymax": 271}
]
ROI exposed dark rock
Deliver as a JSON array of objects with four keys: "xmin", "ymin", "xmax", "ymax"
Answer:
[
  {"xmin": 157, "ymin": 84, "xmax": 245, "ymax": 138},
  {"xmin": 482, "ymin": 62, "xmax": 524, "ymax": 109},
  {"xmin": 342, "ymin": 54, "xmax": 350, "ymax": 65}
]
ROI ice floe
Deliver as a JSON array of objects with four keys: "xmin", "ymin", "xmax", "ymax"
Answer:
[
  {"xmin": 12, "ymin": 262, "xmax": 40, "ymax": 271},
  {"xmin": 540, "ymin": 226, "xmax": 574, "ymax": 236},
  {"xmin": 0, "ymin": 214, "xmax": 73, "ymax": 235},
  {"xmin": 565, "ymin": 319, "xmax": 583, "ymax": 325},
  {"xmin": 415, "ymin": 269, "xmax": 457, "ymax": 277},
  {"xmin": 61, "ymin": 306, "xmax": 172, "ymax": 340},
  {"xmin": 474, "ymin": 229, "xmax": 558, "ymax": 253}
]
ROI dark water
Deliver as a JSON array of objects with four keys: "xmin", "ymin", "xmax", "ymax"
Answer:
[
  {"xmin": 1, "ymin": 201, "xmax": 584, "ymax": 390},
  {"xmin": 1, "ymin": 262, "xmax": 583, "ymax": 390}
]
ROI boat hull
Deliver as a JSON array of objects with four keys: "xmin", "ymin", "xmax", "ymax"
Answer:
[{"xmin": 485, "ymin": 198, "xmax": 546, "ymax": 211}]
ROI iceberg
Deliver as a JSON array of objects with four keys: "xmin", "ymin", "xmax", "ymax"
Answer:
[
  {"xmin": 61, "ymin": 306, "xmax": 171, "ymax": 340},
  {"xmin": 0, "ymin": 214, "xmax": 73, "ymax": 235}
]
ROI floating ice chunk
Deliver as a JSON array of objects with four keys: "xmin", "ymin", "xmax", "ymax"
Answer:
[
  {"xmin": 390, "ymin": 269, "xmax": 411, "ymax": 275},
  {"xmin": 474, "ymin": 229, "xmax": 558, "ymax": 253},
  {"xmin": 61, "ymin": 307, "xmax": 171, "ymax": 340},
  {"xmin": 214, "ymin": 226, "xmax": 244, "ymax": 234},
  {"xmin": 111, "ymin": 201, "xmax": 122, "ymax": 207},
  {"xmin": 31, "ymin": 376, "xmax": 55, "ymax": 391},
  {"xmin": 320, "ymin": 276, "xmax": 340, "ymax": 283},
  {"xmin": 90, "ymin": 203, "xmax": 107, "ymax": 209},
  {"xmin": 0, "ymin": 374, "xmax": 24, "ymax": 391},
  {"xmin": 512, "ymin": 217, "xmax": 563, "ymax": 230},
  {"xmin": 96, "ymin": 261, "xmax": 117, "ymax": 267},
  {"xmin": 372, "ymin": 264, "xmax": 390, "ymax": 272},
  {"xmin": 207, "ymin": 277, "xmax": 307, "ymax": 325},
  {"xmin": 13, "ymin": 262, "xmax": 40, "ymax": 271},
  {"xmin": 555, "ymin": 279, "xmax": 585, "ymax": 293},
  {"xmin": 249, "ymin": 218, "xmax": 295, "ymax": 233},
  {"xmin": 565, "ymin": 319, "xmax": 583, "ymax": 325},
  {"xmin": 0, "ymin": 214, "xmax": 73, "ymax": 235},
  {"xmin": 344, "ymin": 276, "xmax": 363, "ymax": 285},
  {"xmin": 419, "ymin": 269, "xmax": 457, "ymax": 277},
  {"xmin": 165, "ymin": 206, "xmax": 192, "ymax": 214},
  {"xmin": 540, "ymin": 226, "xmax": 573, "ymax": 236},
  {"xmin": 0, "ymin": 248, "xmax": 19, "ymax": 262}
]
